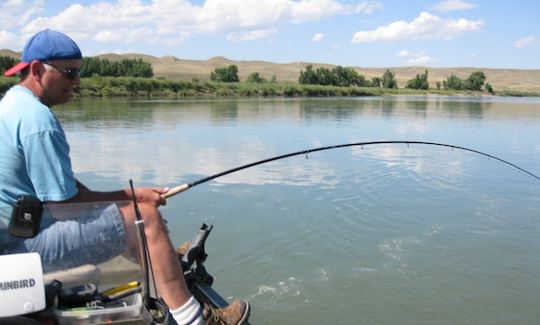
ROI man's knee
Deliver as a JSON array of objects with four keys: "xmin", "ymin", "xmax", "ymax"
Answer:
[{"xmin": 122, "ymin": 203, "xmax": 168, "ymax": 240}]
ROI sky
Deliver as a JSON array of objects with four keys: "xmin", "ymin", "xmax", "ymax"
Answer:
[{"xmin": 0, "ymin": 0, "xmax": 538, "ymax": 69}]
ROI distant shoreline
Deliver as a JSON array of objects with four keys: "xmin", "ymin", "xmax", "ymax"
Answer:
[
  {"xmin": 1, "ymin": 76, "xmax": 539, "ymax": 98},
  {"xmin": 1, "ymin": 49, "xmax": 540, "ymax": 93}
]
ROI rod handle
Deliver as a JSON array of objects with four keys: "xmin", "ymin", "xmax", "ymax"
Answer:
[{"xmin": 162, "ymin": 184, "xmax": 189, "ymax": 198}]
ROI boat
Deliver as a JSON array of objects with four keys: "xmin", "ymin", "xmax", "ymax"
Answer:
[{"xmin": 0, "ymin": 200, "xmax": 244, "ymax": 324}]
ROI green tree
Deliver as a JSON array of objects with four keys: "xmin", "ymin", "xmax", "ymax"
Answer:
[
  {"xmin": 315, "ymin": 67, "xmax": 336, "ymax": 85},
  {"xmin": 382, "ymin": 69, "xmax": 398, "ymax": 89},
  {"xmin": 485, "ymin": 82, "xmax": 494, "ymax": 94},
  {"xmin": 299, "ymin": 65, "xmax": 366, "ymax": 87},
  {"xmin": 353, "ymin": 73, "xmax": 367, "ymax": 87},
  {"xmin": 334, "ymin": 66, "xmax": 348, "ymax": 86},
  {"xmin": 298, "ymin": 65, "xmax": 319, "ymax": 84},
  {"xmin": 445, "ymin": 74, "xmax": 463, "ymax": 90},
  {"xmin": 246, "ymin": 72, "xmax": 266, "ymax": 83},
  {"xmin": 334, "ymin": 66, "xmax": 366, "ymax": 87},
  {"xmin": 81, "ymin": 57, "xmax": 153, "ymax": 78},
  {"xmin": 371, "ymin": 77, "xmax": 382, "ymax": 88},
  {"xmin": 210, "ymin": 64, "xmax": 239, "ymax": 82},
  {"xmin": 406, "ymin": 70, "xmax": 429, "ymax": 90},
  {"xmin": 0, "ymin": 56, "xmax": 18, "ymax": 74},
  {"xmin": 464, "ymin": 71, "xmax": 486, "ymax": 91},
  {"xmin": 226, "ymin": 65, "xmax": 239, "ymax": 82}
]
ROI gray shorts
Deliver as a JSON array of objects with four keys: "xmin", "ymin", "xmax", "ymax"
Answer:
[{"xmin": 1, "ymin": 203, "xmax": 127, "ymax": 272}]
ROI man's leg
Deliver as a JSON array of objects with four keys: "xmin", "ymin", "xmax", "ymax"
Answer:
[
  {"xmin": 119, "ymin": 203, "xmax": 250, "ymax": 324},
  {"xmin": 120, "ymin": 203, "xmax": 191, "ymax": 309},
  {"xmin": 6, "ymin": 204, "xmax": 127, "ymax": 273}
]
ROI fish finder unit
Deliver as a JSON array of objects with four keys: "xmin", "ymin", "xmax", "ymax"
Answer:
[{"xmin": 0, "ymin": 253, "xmax": 46, "ymax": 318}]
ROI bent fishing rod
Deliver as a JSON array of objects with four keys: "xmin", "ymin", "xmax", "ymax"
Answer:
[{"xmin": 162, "ymin": 140, "xmax": 540, "ymax": 199}]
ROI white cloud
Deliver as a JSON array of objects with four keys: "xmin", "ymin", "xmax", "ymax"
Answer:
[
  {"xmin": 406, "ymin": 55, "xmax": 436, "ymax": 65},
  {"xmin": 351, "ymin": 12, "xmax": 483, "ymax": 43},
  {"xmin": 21, "ymin": 2, "xmax": 153, "ymax": 41},
  {"xmin": 397, "ymin": 49, "xmax": 416, "ymax": 57},
  {"xmin": 14, "ymin": 0, "xmax": 380, "ymax": 46},
  {"xmin": 0, "ymin": 30, "xmax": 19, "ymax": 49},
  {"xmin": 396, "ymin": 49, "xmax": 436, "ymax": 65},
  {"xmin": 432, "ymin": 0, "xmax": 477, "ymax": 13},
  {"xmin": 227, "ymin": 29, "xmax": 277, "ymax": 42},
  {"xmin": 94, "ymin": 27, "xmax": 157, "ymax": 44},
  {"xmin": 312, "ymin": 33, "xmax": 325, "ymax": 42},
  {"xmin": 0, "ymin": 0, "xmax": 44, "ymax": 28},
  {"xmin": 354, "ymin": 1, "xmax": 384, "ymax": 14},
  {"xmin": 0, "ymin": 0, "xmax": 44, "ymax": 49},
  {"xmin": 514, "ymin": 35, "xmax": 537, "ymax": 48},
  {"xmin": 288, "ymin": 0, "xmax": 377, "ymax": 23}
]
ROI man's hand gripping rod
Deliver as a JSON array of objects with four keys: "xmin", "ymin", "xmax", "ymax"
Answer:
[{"xmin": 162, "ymin": 184, "xmax": 189, "ymax": 199}]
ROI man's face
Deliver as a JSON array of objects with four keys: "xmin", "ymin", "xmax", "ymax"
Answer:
[{"xmin": 40, "ymin": 59, "xmax": 82, "ymax": 106}]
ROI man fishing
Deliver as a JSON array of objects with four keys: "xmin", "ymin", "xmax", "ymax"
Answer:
[{"xmin": 0, "ymin": 28, "xmax": 250, "ymax": 325}]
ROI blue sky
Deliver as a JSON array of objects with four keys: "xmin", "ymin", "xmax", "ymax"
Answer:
[{"xmin": 0, "ymin": 0, "xmax": 538, "ymax": 68}]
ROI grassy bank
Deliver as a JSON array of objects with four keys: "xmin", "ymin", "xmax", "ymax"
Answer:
[
  {"xmin": 2, "ymin": 76, "xmax": 540, "ymax": 98},
  {"xmin": 76, "ymin": 76, "xmax": 387, "ymax": 97}
]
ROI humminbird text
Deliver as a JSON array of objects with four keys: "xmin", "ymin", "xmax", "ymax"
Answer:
[{"xmin": 0, "ymin": 279, "xmax": 36, "ymax": 291}]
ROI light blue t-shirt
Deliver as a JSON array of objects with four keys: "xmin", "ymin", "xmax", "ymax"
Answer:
[{"xmin": 0, "ymin": 85, "xmax": 77, "ymax": 217}]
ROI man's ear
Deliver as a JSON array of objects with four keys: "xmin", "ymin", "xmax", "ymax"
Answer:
[{"xmin": 29, "ymin": 60, "xmax": 44, "ymax": 79}]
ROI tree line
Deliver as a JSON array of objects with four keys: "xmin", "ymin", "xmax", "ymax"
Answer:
[
  {"xmin": 405, "ymin": 69, "xmax": 493, "ymax": 92},
  {"xmin": 296, "ymin": 64, "xmax": 493, "ymax": 93},
  {"xmin": 81, "ymin": 57, "xmax": 153, "ymax": 78},
  {"xmin": 210, "ymin": 64, "xmax": 277, "ymax": 83},
  {"xmin": 298, "ymin": 65, "xmax": 398, "ymax": 88},
  {"xmin": 0, "ymin": 55, "xmax": 152, "ymax": 78},
  {"xmin": 209, "ymin": 64, "xmax": 400, "ymax": 89},
  {"xmin": 1, "ymin": 55, "xmax": 497, "ymax": 95}
]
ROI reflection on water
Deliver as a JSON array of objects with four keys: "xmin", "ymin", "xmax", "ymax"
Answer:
[
  {"xmin": 55, "ymin": 96, "xmax": 540, "ymax": 187},
  {"xmin": 54, "ymin": 96, "xmax": 540, "ymax": 325},
  {"xmin": 59, "ymin": 97, "xmax": 156, "ymax": 127},
  {"xmin": 57, "ymin": 96, "xmax": 538, "ymax": 126}
]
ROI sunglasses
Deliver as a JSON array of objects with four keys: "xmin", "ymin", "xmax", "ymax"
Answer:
[{"xmin": 43, "ymin": 61, "xmax": 81, "ymax": 80}]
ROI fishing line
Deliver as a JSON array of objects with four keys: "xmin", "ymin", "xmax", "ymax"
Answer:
[{"xmin": 162, "ymin": 140, "xmax": 540, "ymax": 199}]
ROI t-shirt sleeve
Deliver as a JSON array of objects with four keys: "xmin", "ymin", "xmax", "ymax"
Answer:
[{"xmin": 21, "ymin": 129, "xmax": 78, "ymax": 202}]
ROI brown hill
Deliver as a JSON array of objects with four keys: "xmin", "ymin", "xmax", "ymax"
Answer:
[
  {"xmin": 2, "ymin": 49, "xmax": 539, "ymax": 91},
  {"xmin": 0, "ymin": 49, "xmax": 19, "ymax": 58}
]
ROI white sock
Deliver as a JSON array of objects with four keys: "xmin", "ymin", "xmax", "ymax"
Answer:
[{"xmin": 169, "ymin": 296, "xmax": 204, "ymax": 325}]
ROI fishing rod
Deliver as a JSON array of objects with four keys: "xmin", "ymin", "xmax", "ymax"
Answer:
[{"xmin": 162, "ymin": 140, "xmax": 540, "ymax": 199}]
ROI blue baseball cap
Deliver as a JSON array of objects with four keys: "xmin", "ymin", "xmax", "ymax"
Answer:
[{"xmin": 4, "ymin": 29, "xmax": 82, "ymax": 77}]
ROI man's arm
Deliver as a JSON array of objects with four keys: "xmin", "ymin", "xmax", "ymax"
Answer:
[{"xmin": 46, "ymin": 180, "xmax": 168, "ymax": 207}]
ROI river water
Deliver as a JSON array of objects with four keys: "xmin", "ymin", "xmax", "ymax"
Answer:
[{"xmin": 56, "ymin": 96, "xmax": 540, "ymax": 324}]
